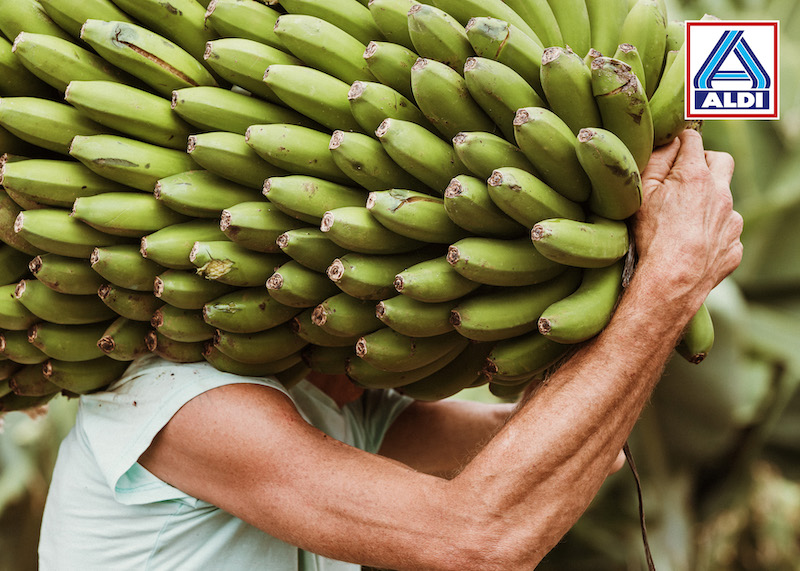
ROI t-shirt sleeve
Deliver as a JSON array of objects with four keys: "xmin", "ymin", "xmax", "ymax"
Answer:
[
  {"xmin": 354, "ymin": 389, "xmax": 414, "ymax": 454},
  {"xmin": 78, "ymin": 354, "xmax": 291, "ymax": 506}
]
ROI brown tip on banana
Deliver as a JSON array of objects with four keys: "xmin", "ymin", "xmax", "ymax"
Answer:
[
  {"xmin": 487, "ymin": 170, "xmax": 503, "ymax": 187},
  {"xmin": 266, "ymin": 273, "xmax": 283, "ymax": 290},
  {"xmin": 364, "ymin": 41, "xmax": 378, "ymax": 59},
  {"xmin": 329, "ymin": 130, "xmax": 345, "ymax": 150},
  {"xmin": 187, "ymin": 136, "xmax": 197, "ymax": 153},
  {"xmin": 449, "ymin": 309, "xmax": 461, "ymax": 326},
  {"xmin": 153, "ymin": 277, "xmax": 165, "ymax": 297},
  {"xmin": 375, "ymin": 301, "xmax": 386, "ymax": 318},
  {"xmin": 327, "ymin": 259, "xmax": 345, "ymax": 282},
  {"xmin": 90, "ymin": 248, "xmax": 101, "ymax": 266},
  {"xmin": 375, "ymin": 119, "xmax": 390, "ymax": 138},
  {"xmin": 97, "ymin": 284, "xmax": 113, "ymax": 300},
  {"xmin": 276, "ymin": 233, "xmax": 290, "ymax": 249},
  {"xmin": 412, "ymin": 58, "xmax": 427, "ymax": 71},
  {"xmin": 537, "ymin": 317, "xmax": 551, "ymax": 335},
  {"xmin": 14, "ymin": 213, "xmax": 25, "ymax": 234},
  {"xmin": 220, "ymin": 210, "xmax": 232, "ymax": 232},
  {"xmin": 348, "ymin": 81, "xmax": 366, "ymax": 101},
  {"xmin": 446, "ymin": 245, "xmax": 460, "ymax": 265},
  {"xmin": 444, "ymin": 178, "xmax": 462, "ymax": 198},
  {"xmin": 97, "ymin": 336, "xmax": 116, "ymax": 353},
  {"xmin": 171, "ymin": 91, "xmax": 179, "ymax": 109},
  {"xmin": 29, "ymin": 256, "xmax": 43, "ymax": 275},
  {"xmin": 393, "ymin": 275, "xmax": 404, "ymax": 292},
  {"xmin": 320, "ymin": 212, "xmax": 335, "ymax": 233},
  {"xmin": 311, "ymin": 304, "xmax": 328, "ymax": 326},
  {"xmin": 14, "ymin": 280, "xmax": 26, "ymax": 299},
  {"xmin": 150, "ymin": 310, "xmax": 163, "ymax": 328},
  {"xmin": 355, "ymin": 337, "xmax": 368, "ymax": 357},
  {"xmin": 577, "ymin": 128, "xmax": 595, "ymax": 143}
]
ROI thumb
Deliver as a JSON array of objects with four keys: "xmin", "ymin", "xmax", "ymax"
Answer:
[{"xmin": 641, "ymin": 136, "xmax": 682, "ymax": 190}]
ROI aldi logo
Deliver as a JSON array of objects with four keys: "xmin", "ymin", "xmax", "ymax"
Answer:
[{"xmin": 686, "ymin": 21, "xmax": 779, "ymax": 120}]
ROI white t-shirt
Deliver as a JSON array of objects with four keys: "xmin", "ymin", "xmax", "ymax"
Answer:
[{"xmin": 39, "ymin": 354, "xmax": 413, "ymax": 570}]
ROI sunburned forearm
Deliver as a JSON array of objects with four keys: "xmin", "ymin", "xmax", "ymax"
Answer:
[{"xmin": 450, "ymin": 261, "xmax": 699, "ymax": 566}]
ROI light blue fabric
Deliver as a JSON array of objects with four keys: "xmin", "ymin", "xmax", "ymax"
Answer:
[{"xmin": 39, "ymin": 354, "xmax": 413, "ymax": 570}]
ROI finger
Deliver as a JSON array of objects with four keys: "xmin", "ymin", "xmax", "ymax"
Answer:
[
  {"xmin": 672, "ymin": 129, "xmax": 708, "ymax": 171},
  {"xmin": 641, "ymin": 136, "xmax": 681, "ymax": 186},
  {"xmin": 705, "ymin": 151, "xmax": 735, "ymax": 188}
]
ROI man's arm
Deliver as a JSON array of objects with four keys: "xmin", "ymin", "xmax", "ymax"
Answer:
[{"xmin": 139, "ymin": 130, "xmax": 742, "ymax": 570}]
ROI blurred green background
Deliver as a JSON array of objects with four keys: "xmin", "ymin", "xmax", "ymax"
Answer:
[{"xmin": 2, "ymin": 0, "xmax": 799, "ymax": 569}]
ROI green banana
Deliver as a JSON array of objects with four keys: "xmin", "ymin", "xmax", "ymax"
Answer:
[
  {"xmin": 585, "ymin": 0, "xmax": 628, "ymax": 56},
  {"xmin": 487, "ymin": 166, "xmax": 585, "ymax": 228},
  {"xmin": 43, "ymin": 356, "xmax": 129, "ymax": 393},
  {"xmin": 273, "ymin": 361, "xmax": 310, "ymax": 388},
  {"xmin": 366, "ymin": 189, "xmax": 469, "ymax": 244},
  {"xmin": 0, "ymin": 391, "xmax": 57, "ymax": 411},
  {"xmin": 531, "ymin": 215, "xmax": 629, "ymax": 268},
  {"xmin": 447, "ymin": 237, "xmax": 565, "ymax": 286},
  {"xmin": 262, "ymin": 64, "xmax": 362, "ymax": 132},
  {"xmin": 500, "ymin": 0, "xmax": 562, "ymax": 48},
  {"xmin": 155, "ymin": 170, "xmax": 257, "ymax": 218},
  {"xmin": 301, "ymin": 344, "xmax": 353, "ymax": 375},
  {"xmin": 204, "ymin": 0, "xmax": 284, "ymax": 50},
  {"xmin": 367, "ymin": 0, "xmax": 416, "ymax": 50},
  {"xmin": 575, "ymin": 127, "xmax": 642, "ymax": 220},
  {"xmin": 98, "ymin": 283, "xmax": 162, "ymax": 322},
  {"xmin": 2, "ymin": 187, "xmax": 41, "ymax": 211},
  {"xmin": 512, "ymin": 107, "xmax": 592, "ymax": 203},
  {"xmin": 613, "ymin": 44, "xmax": 647, "ymax": 96},
  {"xmin": 347, "ymin": 80, "xmax": 429, "ymax": 135},
  {"xmin": 266, "ymin": 260, "xmax": 340, "ymax": 308},
  {"xmin": 452, "ymin": 131, "xmax": 537, "ymax": 181},
  {"xmin": 273, "ymin": 14, "xmax": 375, "ymax": 84},
  {"xmin": 450, "ymin": 268, "xmax": 581, "ymax": 341},
  {"xmin": 649, "ymin": 41, "xmax": 685, "ymax": 146},
  {"xmin": 591, "ymin": 57, "xmax": 654, "ymax": 171},
  {"xmin": 462, "ymin": 57, "xmax": 545, "ymax": 141},
  {"xmin": 676, "ymin": 303, "xmax": 714, "ymax": 364},
  {"xmin": 398, "ymin": 342, "xmax": 491, "ymax": 401},
  {"xmin": 326, "ymin": 250, "xmax": 432, "ymax": 301},
  {"xmin": 619, "ymin": 0, "xmax": 667, "ymax": 99},
  {"xmin": 65, "ymin": 81, "xmax": 191, "ymax": 150},
  {"xmin": 407, "ymin": 4, "xmax": 472, "ymax": 73},
  {"xmin": 410, "ymin": 57, "xmax": 496, "ymax": 140},
  {"xmin": 665, "ymin": 19, "xmax": 685, "ymax": 53},
  {"xmin": 546, "ymin": 0, "xmax": 591, "ymax": 56},
  {"xmin": 16, "ymin": 278, "xmax": 116, "ymax": 324},
  {"xmin": 311, "ymin": 292, "xmax": 384, "ymax": 338},
  {"xmin": 14, "ymin": 208, "xmax": 128, "ymax": 258},
  {"xmin": 108, "ymin": 0, "xmax": 216, "ymax": 63},
  {"xmin": 393, "ymin": 255, "xmax": 480, "ymax": 303},
  {"xmin": 0, "ymin": 36, "xmax": 54, "ymax": 98},
  {"xmin": 97, "ymin": 317, "xmax": 151, "ymax": 361},
  {"xmin": 190, "ymin": 240, "xmax": 286, "ymax": 287},
  {"xmin": 0, "ymin": 362, "xmax": 23, "ymax": 382},
  {"xmin": 0, "ymin": 190, "xmax": 43, "ymax": 255},
  {"xmin": 9, "ymin": 364, "xmax": 60, "ymax": 396},
  {"xmin": 0, "ymin": 244, "xmax": 30, "ymax": 285},
  {"xmin": 0, "ymin": 283, "xmax": 38, "ymax": 330},
  {"xmin": 171, "ymin": 86, "xmax": 314, "ymax": 135},
  {"xmin": 429, "ymin": 0, "xmax": 540, "ymax": 43},
  {"xmin": 375, "ymin": 294, "xmax": 454, "ymax": 337},
  {"xmin": 443, "ymin": 175, "xmax": 528, "ymax": 239},
  {"xmin": 154, "ymin": 269, "xmax": 234, "ymax": 310},
  {"xmin": 221, "ymin": 202, "xmax": 307, "ymax": 254},
  {"xmin": 484, "ymin": 331, "xmax": 569, "ymax": 379},
  {"xmin": 212, "ymin": 322, "xmax": 307, "ymax": 364},
  {"xmin": 662, "ymin": 49, "xmax": 678, "ymax": 78},
  {"xmin": 1, "ymin": 158, "xmax": 132, "ymax": 208},
  {"xmin": 346, "ymin": 340, "xmax": 463, "ymax": 389},
  {"xmin": 247, "ymin": 124, "xmax": 351, "ymax": 186},
  {"xmin": 145, "ymin": 331, "xmax": 204, "ymax": 363},
  {"xmin": 375, "ymin": 118, "xmax": 466, "ymax": 194},
  {"xmin": 12, "ymin": 32, "xmax": 133, "ymax": 92},
  {"xmin": 0, "ymin": 0, "xmax": 72, "ymax": 42},
  {"xmin": 280, "ymin": 0, "xmax": 383, "ymax": 45},
  {"xmin": 187, "ymin": 133, "xmax": 284, "ymax": 190},
  {"xmin": 362, "ymin": 41, "xmax": 418, "ymax": 101},
  {"xmin": 69, "ymin": 134, "xmax": 199, "ymax": 192},
  {"xmin": 203, "ymin": 344, "xmax": 302, "ymax": 376},
  {"xmin": 290, "ymin": 307, "xmax": 361, "ymax": 347},
  {"xmin": 141, "ymin": 219, "xmax": 228, "ymax": 270},
  {"xmin": 91, "ymin": 245, "xmax": 164, "ymax": 292},
  {"xmin": 28, "ymin": 320, "xmax": 109, "ymax": 361},
  {"xmin": 0, "ymin": 329, "xmax": 47, "ymax": 364},
  {"xmin": 538, "ymin": 261, "xmax": 624, "ymax": 343},
  {"xmin": 320, "ymin": 206, "xmax": 425, "ymax": 255},
  {"xmin": 540, "ymin": 47, "xmax": 602, "ymax": 135},
  {"xmin": 276, "ymin": 228, "xmax": 348, "ymax": 272},
  {"xmin": 465, "ymin": 18, "xmax": 544, "ymax": 98},
  {"xmin": 37, "ymin": 0, "xmax": 133, "ymax": 39},
  {"xmin": 356, "ymin": 329, "xmax": 469, "ymax": 373},
  {"xmin": 263, "ymin": 175, "xmax": 366, "ymax": 225},
  {"xmin": 80, "ymin": 20, "xmax": 217, "ymax": 97},
  {"xmin": 329, "ymin": 129, "xmax": 425, "ymax": 193},
  {"xmin": 72, "ymin": 193, "xmax": 191, "ymax": 238},
  {"xmin": 150, "ymin": 305, "xmax": 214, "ymax": 343},
  {"xmin": 28, "ymin": 254, "xmax": 104, "ymax": 295},
  {"xmin": 0, "ymin": 96, "xmax": 107, "ymax": 155},
  {"xmin": 203, "ymin": 287, "xmax": 301, "ymax": 333},
  {"xmin": 0, "ymin": 127, "xmax": 50, "ymax": 159}
]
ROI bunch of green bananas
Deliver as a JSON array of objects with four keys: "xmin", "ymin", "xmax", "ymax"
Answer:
[{"xmin": 0, "ymin": 0, "xmax": 714, "ymax": 412}]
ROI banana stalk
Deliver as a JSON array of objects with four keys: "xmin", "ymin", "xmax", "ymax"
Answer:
[{"xmin": 301, "ymin": 344, "xmax": 353, "ymax": 375}]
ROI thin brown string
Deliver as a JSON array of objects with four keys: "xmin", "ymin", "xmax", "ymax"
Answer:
[{"xmin": 623, "ymin": 441, "xmax": 656, "ymax": 571}]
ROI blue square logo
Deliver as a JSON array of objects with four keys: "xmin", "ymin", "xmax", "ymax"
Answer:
[{"xmin": 687, "ymin": 21, "xmax": 779, "ymax": 120}]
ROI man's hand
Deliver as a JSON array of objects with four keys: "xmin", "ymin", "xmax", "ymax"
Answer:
[{"xmin": 633, "ymin": 130, "xmax": 743, "ymax": 311}]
